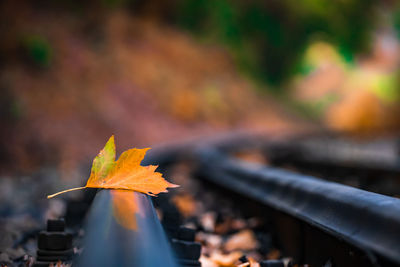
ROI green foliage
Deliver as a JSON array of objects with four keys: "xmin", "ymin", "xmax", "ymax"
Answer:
[
  {"xmin": 393, "ymin": 4, "xmax": 400, "ymax": 40},
  {"xmin": 22, "ymin": 35, "xmax": 52, "ymax": 68},
  {"xmin": 175, "ymin": 0, "xmax": 378, "ymax": 87}
]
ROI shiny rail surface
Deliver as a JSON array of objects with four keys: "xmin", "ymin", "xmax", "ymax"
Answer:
[
  {"xmin": 77, "ymin": 190, "xmax": 177, "ymax": 267},
  {"xmin": 267, "ymin": 137, "xmax": 400, "ymax": 174},
  {"xmin": 196, "ymin": 147, "xmax": 400, "ymax": 267}
]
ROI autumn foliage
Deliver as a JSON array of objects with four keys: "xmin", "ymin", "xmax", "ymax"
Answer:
[{"xmin": 48, "ymin": 136, "xmax": 178, "ymax": 198}]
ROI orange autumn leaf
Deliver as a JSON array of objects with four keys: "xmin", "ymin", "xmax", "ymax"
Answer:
[
  {"xmin": 171, "ymin": 194, "xmax": 197, "ymax": 218},
  {"xmin": 47, "ymin": 135, "xmax": 178, "ymax": 198}
]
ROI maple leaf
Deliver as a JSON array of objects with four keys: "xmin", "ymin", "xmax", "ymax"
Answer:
[{"xmin": 47, "ymin": 136, "xmax": 178, "ymax": 198}]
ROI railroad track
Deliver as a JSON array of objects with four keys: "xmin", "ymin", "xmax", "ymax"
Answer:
[
  {"xmin": 195, "ymin": 146, "xmax": 400, "ymax": 267},
  {"xmin": 48, "ymin": 134, "xmax": 400, "ymax": 267}
]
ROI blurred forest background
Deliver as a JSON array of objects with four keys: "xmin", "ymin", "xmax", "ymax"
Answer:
[{"xmin": 1, "ymin": 0, "xmax": 400, "ymax": 175}]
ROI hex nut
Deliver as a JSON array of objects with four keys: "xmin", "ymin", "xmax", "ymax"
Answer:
[
  {"xmin": 171, "ymin": 239, "xmax": 201, "ymax": 260},
  {"xmin": 38, "ymin": 232, "xmax": 72, "ymax": 251}
]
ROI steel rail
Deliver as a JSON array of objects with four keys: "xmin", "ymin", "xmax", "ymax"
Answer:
[
  {"xmin": 196, "ymin": 147, "xmax": 400, "ymax": 266},
  {"xmin": 76, "ymin": 189, "xmax": 178, "ymax": 267},
  {"xmin": 266, "ymin": 137, "xmax": 400, "ymax": 174}
]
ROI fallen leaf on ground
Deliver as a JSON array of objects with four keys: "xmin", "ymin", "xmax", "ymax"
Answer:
[
  {"xmin": 247, "ymin": 256, "xmax": 260, "ymax": 267},
  {"xmin": 230, "ymin": 219, "xmax": 247, "ymax": 231},
  {"xmin": 172, "ymin": 194, "xmax": 197, "ymax": 217},
  {"xmin": 200, "ymin": 212, "xmax": 217, "ymax": 232},
  {"xmin": 199, "ymin": 255, "xmax": 219, "ymax": 267},
  {"xmin": 48, "ymin": 136, "xmax": 178, "ymax": 198},
  {"xmin": 209, "ymin": 251, "xmax": 242, "ymax": 266},
  {"xmin": 224, "ymin": 230, "xmax": 259, "ymax": 252},
  {"xmin": 49, "ymin": 261, "xmax": 71, "ymax": 267},
  {"xmin": 196, "ymin": 232, "xmax": 223, "ymax": 254}
]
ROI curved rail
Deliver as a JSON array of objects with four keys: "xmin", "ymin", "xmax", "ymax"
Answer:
[
  {"xmin": 267, "ymin": 137, "xmax": 400, "ymax": 174},
  {"xmin": 196, "ymin": 147, "xmax": 400, "ymax": 266}
]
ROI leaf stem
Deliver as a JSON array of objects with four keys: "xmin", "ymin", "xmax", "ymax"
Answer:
[{"xmin": 47, "ymin": 186, "xmax": 86, "ymax": 199}]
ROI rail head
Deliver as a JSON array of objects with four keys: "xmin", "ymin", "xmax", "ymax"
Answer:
[
  {"xmin": 77, "ymin": 189, "xmax": 178, "ymax": 267},
  {"xmin": 196, "ymin": 147, "xmax": 400, "ymax": 265}
]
